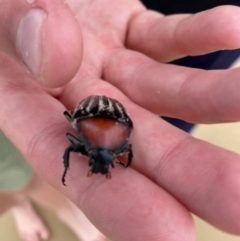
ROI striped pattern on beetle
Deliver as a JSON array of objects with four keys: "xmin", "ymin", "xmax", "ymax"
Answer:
[{"xmin": 71, "ymin": 96, "xmax": 133, "ymax": 128}]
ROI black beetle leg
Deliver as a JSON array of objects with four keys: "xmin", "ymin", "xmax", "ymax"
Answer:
[
  {"xmin": 66, "ymin": 133, "xmax": 82, "ymax": 146},
  {"xmin": 62, "ymin": 145, "xmax": 75, "ymax": 186},
  {"xmin": 62, "ymin": 142, "xmax": 88, "ymax": 186}
]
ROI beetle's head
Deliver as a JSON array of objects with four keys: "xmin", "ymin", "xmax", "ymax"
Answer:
[{"xmin": 88, "ymin": 149, "xmax": 114, "ymax": 178}]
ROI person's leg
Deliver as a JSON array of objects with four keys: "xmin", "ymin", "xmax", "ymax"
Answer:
[
  {"xmin": 25, "ymin": 174, "xmax": 106, "ymax": 241},
  {"xmin": 0, "ymin": 190, "xmax": 49, "ymax": 241},
  {"xmin": 0, "ymin": 191, "xmax": 17, "ymax": 213},
  {"xmin": 1, "ymin": 173, "xmax": 106, "ymax": 241}
]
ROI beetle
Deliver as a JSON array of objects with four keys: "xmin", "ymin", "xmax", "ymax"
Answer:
[{"xmin": 62, "ymin": 95, "xmax": 133, "ymax": 185}]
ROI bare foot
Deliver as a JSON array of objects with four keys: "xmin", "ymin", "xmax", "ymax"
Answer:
[
  {"xmin": 12, "ymin": 197, "xmax": 49, "ymax": 241},
  {"xmin": 58, "ymin": 202, "xmax": 106, "ymax": 241}
]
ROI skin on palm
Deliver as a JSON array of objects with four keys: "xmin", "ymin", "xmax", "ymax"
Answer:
[{"xmin": 0, "ymin": 1, "xmax": 240, "ymax": 240}]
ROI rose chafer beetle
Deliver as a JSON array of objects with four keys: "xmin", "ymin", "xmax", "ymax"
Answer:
[{"xmin": 62, "ymin": 95, "xmax": 133, "ymax": 185}]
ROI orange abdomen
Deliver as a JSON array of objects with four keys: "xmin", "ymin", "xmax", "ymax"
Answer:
[{"xmin": 78, "ymin": 117, "xmax": 129, "ymax": 150}]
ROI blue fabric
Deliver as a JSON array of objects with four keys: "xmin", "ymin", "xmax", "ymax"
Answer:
[{"xmin": 140, "ymin": 0, "xmax": 240, "ymax": 14}]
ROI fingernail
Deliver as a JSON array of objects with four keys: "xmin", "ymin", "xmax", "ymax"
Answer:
[{"xmin": 17, "ymin": 8, "xmax": 46, "ymax": 77}]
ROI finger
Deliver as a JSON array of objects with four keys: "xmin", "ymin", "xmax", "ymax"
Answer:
[
  {"xmin": 0, "ymin": 57, "xmax": 194, "ymax": 241},
  {"xmin": 103, "ymin": 50, "xmax": 240, "ymax": 123},
  {"xmin": 60, "ymin": 77, "xmax": 240, "ymax": 234},
  {"xmin": 133, "ymin": 115, "xmax": 240, "ymax": 234},
  {"xmin": 0, "ymin": 0, "xmax": 82, "ymax": 88},
  {"xmin": 126, "ymin": 5, "xmax": 240, "ymax": 62}
]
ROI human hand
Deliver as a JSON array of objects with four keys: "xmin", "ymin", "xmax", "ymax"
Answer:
[{"xmin": 1, "ymin": 1, "xmax": 240, "ymax": 241}]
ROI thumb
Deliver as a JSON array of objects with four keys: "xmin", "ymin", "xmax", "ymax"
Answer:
[{"xmin": 0, "ymin": 0, "xmax": 83, "ymax": 88}]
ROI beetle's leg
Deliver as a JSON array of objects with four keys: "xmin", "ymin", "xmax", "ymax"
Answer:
[
  {"xmin": 62, "ymin": 145, "xmax": 75, "ymax": 186},
  {"xmin": 63, "ymin": 111, "xmax": 72, "ymax": 123},
  {"xmin": 88, "ymin": 158, "xmax": 93, "ymax": 166},
  {"xmin": 62, "ymin": 144, "xmax": 88, "ymax": 186},
  {"xmin": 66, "ymin": 133, "xmax": 81, "ymax": 145},
  {"xmin": 125, "ymin": 146, "xmax": 133, "ymax": 167},
  {"xmin": 115, "ymin": 144, "xmax": 133, "ymax": 167},
  {"xmin": 66, "ymin": 133, "xmax": 89, "ymax": 156}
]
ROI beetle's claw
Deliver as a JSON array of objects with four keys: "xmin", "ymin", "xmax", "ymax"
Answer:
[
  {"xmin": 106, "ymin": 172, "xmax": 111, "ymax": 179},
  {"xmin": 87, "ymin": 170, "xmax": 93, "ymax": 177}
]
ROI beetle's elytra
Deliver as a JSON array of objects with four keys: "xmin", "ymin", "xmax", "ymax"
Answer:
[{"xmin": 62, "ymin": 95, "xmax": 133, "ymax": 185}]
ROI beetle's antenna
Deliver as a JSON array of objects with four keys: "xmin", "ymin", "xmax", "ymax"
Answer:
[{"xmin": 63, "ymin": 111, "xmax": 72, "ymax": 123}]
